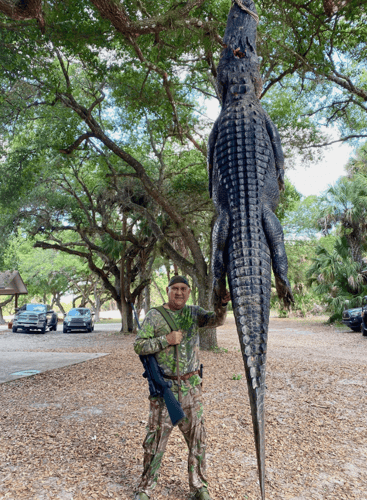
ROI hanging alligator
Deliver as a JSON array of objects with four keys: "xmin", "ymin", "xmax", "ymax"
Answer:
[{"xmin": 208, "ymin": 1, "xmax": 294, "ymax": 498}]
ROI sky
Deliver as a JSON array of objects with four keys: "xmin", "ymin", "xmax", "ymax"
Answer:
[
  {"xmin": 204, "ymin": 100, "xmax": 355, "ymax": 199},
  {"xmin": 286, "ymin": 136, "xmax": 354, "ymax": 198}
]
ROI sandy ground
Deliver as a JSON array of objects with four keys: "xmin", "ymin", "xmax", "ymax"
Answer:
[{"xmin": 0, "ymin": 316, "xmax": 366, "ymax": 500}]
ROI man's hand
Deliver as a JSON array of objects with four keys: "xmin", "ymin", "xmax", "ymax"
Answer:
[
  {"xmin": 166, "ymin": 330, "xmax": 183, "ymax": 345},
  {"xmin": 221, "ymin": 290, "xmax": 231, "ymax": 306}
]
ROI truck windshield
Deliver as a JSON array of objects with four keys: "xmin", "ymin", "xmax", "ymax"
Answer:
[{"xmin": 25, "ymin": 304, "xmax": 47, "ymax": 312}]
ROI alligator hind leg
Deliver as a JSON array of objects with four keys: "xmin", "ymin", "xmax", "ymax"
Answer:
[
  {"xmin": 212, "ymin": 208, "xmax": 230, "ymax": 311},
  {"xmin": 262, "ymin": 205, "xmax": 294, "ymax": 307}
]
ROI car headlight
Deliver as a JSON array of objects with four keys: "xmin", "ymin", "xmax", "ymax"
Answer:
[{"xmin": 39, "ymin": 314, "xmax": 46, "ymax": 320}]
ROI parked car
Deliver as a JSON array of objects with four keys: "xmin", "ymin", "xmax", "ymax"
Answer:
[
  {"xmin": 63, "ymin": 308, "xmax": 95, "ymax": 333},
  {"xmin": 360, "ymin": 298, "xmax": 367, "ymax": 337},
  {"xmin": 342, "ymin": 306, "xmax": 362, "ymax": 332},
  {"xmin": 342, "ymin": 296, "xmax": 367, "ymax": 334},
  {"xmin": 12, "ymin": 304, "xmax": 58, "ymax": 333}
]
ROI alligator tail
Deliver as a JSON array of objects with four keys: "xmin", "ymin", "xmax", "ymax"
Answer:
[{"xmin": 227, "ymin": 209, "xmax": 271, "ymax": 500}]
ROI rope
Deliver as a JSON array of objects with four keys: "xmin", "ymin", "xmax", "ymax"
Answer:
[{"xmin": 232, "ymin": 0, "xmax": 260, "ymax": 24}]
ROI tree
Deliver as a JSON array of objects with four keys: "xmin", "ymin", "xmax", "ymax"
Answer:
[
  {"xmin": 346, "ymin": 141, "xmax": 367, "ymax": 177},
  {"xmin": 283, "ymin": 194, "xmax": 326, "ymax": 239},
  {"xmin": 0, "ymin": 234, "xmax": 20, "ymax": 323},
  {"xmin": 318, "ymin": 176, "xmax": 367, "ymax": 264},
  {"xmin": 307, "ymin": 236, "xmax": 367, "ymax": 320},
  {"xmin": 20, "ymin": 159, "xmax": 158, "ymax": 332},
  {"xmin": 275, "ymin": 177, "xmax": 301, "ymax": 224},
  {"xmin": 2, "ymin": 0, "xmax": 363, "ymax": 344},
  {"xmin": 259, "ymin": 0, "xmax": 367, "ymax": 148}
]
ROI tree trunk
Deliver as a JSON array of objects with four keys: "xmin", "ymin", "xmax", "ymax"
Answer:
[
  {"xmin": 93, "ymin": 284, "xmax": 101, "ymax": 322},
  {"xmin": 173, "ymin": 262, "xmax": 179, "ymax": 275},
  {"xmin": 144, "ymin": 284, "xmax": 151, "ymax": 314},
  {"xmin": 53, "ymin": 292, "xmax": 65, "ymax": 314},
  {"xmin": 191, "ymin": 282, "xmax": 197, "ymax": 305},
  {"xmin": 196, "ymin": 274, "xmax": 218, "ymax": 351},
  {"xmin": 0, "ymin": 296, "xmax": 13, "ymax": 325},
  {"xmin": 0, "ymin": 308, "xmax": 5, "ymax": 325},
  {"xmin": 120, "ymin": 214, "xmax": 129, "ymax": 332},
  {"xmin": 347, "ymin": 231, "xmax": 363, "ymax": 265},
  {"xmin": 152, "ymin": 278, "xmax": 165, "ymax": 303},
  {"xmin": 165, "ymin": 263, "xmax": 171, "ymax": 282},
  {"xmin": 117, "ymin": 298, "xmax": 129, "ymax": 332}
]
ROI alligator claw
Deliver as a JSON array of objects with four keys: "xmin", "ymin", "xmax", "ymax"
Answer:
[{"xmin": 275, "ymin": 275, "xmax": 294, "ymax": 309}]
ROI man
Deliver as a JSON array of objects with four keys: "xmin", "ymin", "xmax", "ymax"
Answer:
[{"xmin": 133, "ymin": 276, "xmax": 230, "ymax": 500}]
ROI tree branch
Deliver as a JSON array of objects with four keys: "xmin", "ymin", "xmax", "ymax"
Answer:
[
  {"xmin": 56, "ymin": 91, "xmax": 207, "ymax": 272},
  {"xmin": 59, "ymin": 132, "xmax": 96, "ymax": 155},
  {"xmin": 0, "ymin": 0, "xmax": 45, "ymax": 32}
]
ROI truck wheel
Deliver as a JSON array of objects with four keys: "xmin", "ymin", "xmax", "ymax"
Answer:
[
  {"xmin": 63, "ymin": 327, "xmax": 68, "ymax": 333},
  {"xmin": 12, "ymin": 327, "xmax": 17, "ymax": 333},
  {"xmin": 40, "ymin": 326, "xmax": 46, "ymax": 334},
  {"xmin": 362, "ymin": 327, "xmax": 367, "ymax": 337}
]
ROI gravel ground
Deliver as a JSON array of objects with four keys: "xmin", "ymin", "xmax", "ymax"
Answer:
[{"xmin": 0, "ymin": 316, "xmax": 366, "ymax": 500}]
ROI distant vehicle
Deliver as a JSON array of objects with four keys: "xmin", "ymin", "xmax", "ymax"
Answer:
[
  {"xmin": 63, "ymin": 308, "xmax": 95, "ymax": 333},
  {"xmin": 12, "ymin": 304, "xmax": 58, "ymax": 334},
  {"xmin": 342, "ymin": 296, "xmax": 367, "ymax": 334},
  {"xmin": 360, "ymin": 298, "xmax": 367, "ymax": 337}
]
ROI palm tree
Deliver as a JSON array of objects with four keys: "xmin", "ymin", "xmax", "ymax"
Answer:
[
  {"xmin": 307, "ymin": 237, "xmax": 367, "ymax": 319},
  {"xmin": 318, "ymin": 176, "xmax": 367, "ymax": 264}
]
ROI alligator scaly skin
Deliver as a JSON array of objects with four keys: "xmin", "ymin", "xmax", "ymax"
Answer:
[{"xmin": 208, "ymin": 2, "xmax": 293, "ymax": 498}]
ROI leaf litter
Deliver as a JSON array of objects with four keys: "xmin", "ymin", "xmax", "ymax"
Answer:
[{"xmin": 0, "ymin": 316, "xmax": 366, "ymax": 500}]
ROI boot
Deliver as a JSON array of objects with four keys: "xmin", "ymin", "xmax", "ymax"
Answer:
[
  {"xmin": 134, "ymin": 493, "xmax": 150, "ymax": 500},
  {"xmin": 192, "ymin": 486, "xmax": 212, "ymax": 500}
]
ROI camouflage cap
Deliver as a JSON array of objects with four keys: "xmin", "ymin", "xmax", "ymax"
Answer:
[{"xmin": 168, "ymin": 275, "xmax": 190, "ymax": 288}]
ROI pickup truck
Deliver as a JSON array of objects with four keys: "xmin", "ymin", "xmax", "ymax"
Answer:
[{"xmin": 12, "ymin": 304, "xmax": 58, "ymax": 333}]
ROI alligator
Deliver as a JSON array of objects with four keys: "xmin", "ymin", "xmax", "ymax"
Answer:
[{"xmin": 208, "ymin": 1, "xmax": 294, "ymax": 498}]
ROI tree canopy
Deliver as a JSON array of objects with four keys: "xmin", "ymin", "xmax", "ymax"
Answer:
[{"xmin": 2, "ymin": 0, "xmax": 367, "ymax": 331}]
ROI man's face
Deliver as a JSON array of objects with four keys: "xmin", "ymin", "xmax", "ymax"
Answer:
[{"xmin": 166, "ymin": 283, "xmax": 191, "ymax": 311}]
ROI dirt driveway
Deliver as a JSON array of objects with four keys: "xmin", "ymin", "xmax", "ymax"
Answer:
[{"xmin": 0, "ymin": 316, "xmax": 366, "ymax": 500}]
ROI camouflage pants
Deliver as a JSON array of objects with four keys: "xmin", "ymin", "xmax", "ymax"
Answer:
[{"xmin": 137, "ymin": 380, "xmax": 207, "ymax": 498}]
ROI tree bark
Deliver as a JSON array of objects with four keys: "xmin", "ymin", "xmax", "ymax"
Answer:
[
  {"xmin": 152, "ymin": 278, "xmax": 165, "ymax": 303},
  {"xmin": 93, "ymin": 284, "xmax": 101, "ymax": 322},
  {"xmin": 195, "ymin": 273, "xmax": 218, "ymax": 351},
  {"xmin": 119, "ymin": 215, "xmax": 129, "ymax": 332},
  {"xmin": 0, "ymin": 296, "xmax": 13, "ymax": 325},
  {"xmin": 53, "ymin": 292, "xmax": 65, "ymax": 314},
  {"xmin": 144, "ymin": 284, "xmax": 151, "ymax": 314}
]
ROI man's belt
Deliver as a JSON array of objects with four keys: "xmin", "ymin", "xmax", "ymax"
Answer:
[{"xmin": 164, "ymin": 369, "xmax": 200, "ymax": 382}]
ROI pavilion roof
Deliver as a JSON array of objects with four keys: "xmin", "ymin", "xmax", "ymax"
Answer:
[{"xmin": 0, "ymin": 271, "xmax": 28, "ymax": 296}]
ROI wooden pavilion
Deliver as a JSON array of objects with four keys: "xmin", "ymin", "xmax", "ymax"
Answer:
[{"xmin": 0, "ymin": 271, "xmax": 28, "ymax": 309}]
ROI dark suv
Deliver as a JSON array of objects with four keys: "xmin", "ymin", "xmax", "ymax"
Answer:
[
  {"xmin": 63, "ymin": 308, "xmax": 95, "ymax": 333},
  {"xmin": 12, "ymin": 304, "xmax": 58, "ymax": 333},
  {"xmin": 342, "ymin": 296, "xmax": 367, "ymax": 336}
]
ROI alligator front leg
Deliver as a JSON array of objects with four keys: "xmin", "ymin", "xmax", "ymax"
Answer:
[{"xmin": 212, "ymin": 208, "xmax": 230, "ymax": 312}]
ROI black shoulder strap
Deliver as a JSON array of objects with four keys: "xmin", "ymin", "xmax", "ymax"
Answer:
[{"xmin": 153, "ymin": 306, "xmax": 178, "ymax": 331}]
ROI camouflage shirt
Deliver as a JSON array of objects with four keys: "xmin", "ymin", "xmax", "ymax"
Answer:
[{"xmin": 134, "ymin": 304, "xmax": 227, "ymax": 383}]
